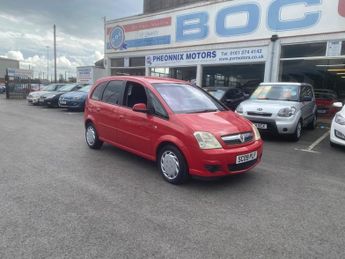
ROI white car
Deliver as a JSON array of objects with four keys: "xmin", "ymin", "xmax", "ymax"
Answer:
[
  {"xmin": 330, "ymin": 102, "xmax": 345, "ymax": 147},
  {"xmin": 27, "ymin": 83, "xmax": 65, "ymax": 105}
]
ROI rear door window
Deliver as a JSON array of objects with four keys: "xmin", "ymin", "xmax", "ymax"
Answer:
[
  {"xmin": 91, "ymin": 82, "xmax": 107, "ymax": 101},
  {"xmin": 102, "ymin": 81, "xmax": 125, "ymax": 105}
]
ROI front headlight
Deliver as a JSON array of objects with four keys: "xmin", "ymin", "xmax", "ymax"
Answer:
[
  {"xmin": 194, "ymin": 132, "xmax": 222, "ymax": 150},
  {"xmin": 236, "ymin": 104, "xmax": 243, "ymax": 114},
  {"xmin": 278, "ymin": 107, "xmax": 296, "ymax": 117},
  {"xmin": 251, "ymin": 124, "xmax": 261, "ymax": 141},
  {"xmin": 335, "ymin": 113, "xmax": 345, "ymax": 125}
]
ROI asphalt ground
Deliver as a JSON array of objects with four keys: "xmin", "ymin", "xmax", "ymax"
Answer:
[{"xmin": 0, "ymin": 95, "xmax": 345, "ymax": 258}]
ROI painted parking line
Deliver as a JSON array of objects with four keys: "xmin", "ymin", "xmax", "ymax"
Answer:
[{"xmin": 295, "ymin": 130, "xmax": 330, "ymax": 154}]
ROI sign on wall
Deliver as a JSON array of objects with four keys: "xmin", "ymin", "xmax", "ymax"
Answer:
[
  {"xmin": 326, "ymin": 40, "xmax": 343, "ymax": 56},
  {"xmin": 106, "ymin": 0, "xmax": 345, "ymax": 53},
  {"xmin": 77, "ymin": 67, "xmax": 93, "ymax": 84},
  {"xmin": 146, "ymin": 47, "xmax": 267, "ymax": 67},
  {"xmin": 7, "ymin": 68, "xmax": 33, "ymax": 78}
]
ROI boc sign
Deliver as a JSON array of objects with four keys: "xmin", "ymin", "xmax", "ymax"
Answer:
[
  {"xmin": 106, "ymin": 0, "xmax": 344, "ymax": 52},
  {"xmin": 177, "ymin": 0, "xmax": 325, "ymax": 41}
]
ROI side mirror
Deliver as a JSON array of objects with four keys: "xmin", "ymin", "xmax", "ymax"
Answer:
[
  {"xmin": 333, "ymin": 102, "xmax": 343, "ymax": 108},
  {"xmin": 132, "ymin": 103, "xmax": 148, "ymax": 113},
  {"xmin": 302, "ymin": 96, "xmax": 313, "ymax": 102}
]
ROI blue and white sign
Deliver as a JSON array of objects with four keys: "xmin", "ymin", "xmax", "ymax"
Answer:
[
  {"xmin": 106, "ymin": 0, "xmax": 345, "ymax": 53},
  {"xmin": 109, "ymin": 26, "xmax": 127, "ymax": 50},
  {"xmin": 146, "ymin": 47, "xmax": 267, "ymax": 67}
]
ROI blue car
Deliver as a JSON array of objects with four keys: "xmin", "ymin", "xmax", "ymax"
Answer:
[{"xmin": 58, "ymin": 84, "xmax": 92, "ymax": 110}]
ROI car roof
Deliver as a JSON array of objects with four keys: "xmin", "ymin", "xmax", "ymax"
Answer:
[
  {"xmin": 204, "ymin": 87, "xmax": 238, "ymax": 91},
  {"xmin": 95, "ymin": 76, "xmax": 187, "ymax": 86},
  {"xmin": 259, "ymin": 82, "xmax": 306, "ymax": 86}
]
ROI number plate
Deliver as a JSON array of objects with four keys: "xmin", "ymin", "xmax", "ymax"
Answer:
[
  {"xmin": 254, "ymin": 123, "xmax": 267, "ymax": 129},
  {"xmin": 236, "ymin": 151, "xmax": 258, "ymax": 164},
  {"xmin": 317, "ymin": 109, "xmax": 327, "ymax": 114},
  {"xmin": 60, "ymin": 101, "xmax": 66, "ymax": 105}
]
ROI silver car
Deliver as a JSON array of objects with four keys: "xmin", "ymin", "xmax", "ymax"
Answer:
[{"xmin": 236, "ymin": 82, "xmax": 317, "ymax": 141}]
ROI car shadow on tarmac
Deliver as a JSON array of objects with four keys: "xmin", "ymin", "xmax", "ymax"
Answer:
[{"xmin": 99, "ymin": 143, "xmax": 258, "ymax": 189}]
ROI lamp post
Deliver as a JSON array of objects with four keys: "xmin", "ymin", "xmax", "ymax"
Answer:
[{"xmin": 46, "ymin": 46, "xmax": 50, "ymax": 81}]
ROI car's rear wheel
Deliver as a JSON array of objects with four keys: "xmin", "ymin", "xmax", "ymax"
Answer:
[
  {"xmin": 158, "ymin": 145, "xmax": 189, "ymax": 184},
  {"xmin": 307, "ymin": 113, "xmax": 317, "ymax": 130},
  {"xmin": 290, "ymin": 120, "xmax": 302, "ymax": 141},
  {"xmin": 85, "ymin": 123, "xmax": 103, "ymax": 149}
]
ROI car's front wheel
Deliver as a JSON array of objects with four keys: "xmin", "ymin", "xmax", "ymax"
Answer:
[
  {"xmin": 158, "ymin": 145, "xmax": 189, "ymax": 185},
  {"xmin": 85, "ymin": 123, "xmax": 103, "ymax": 149},
  {"xmin": 290, "ymin": 120, "xmax": 302, "ymax": 141}
]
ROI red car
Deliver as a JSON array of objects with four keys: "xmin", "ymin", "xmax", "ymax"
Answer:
[
  {"xmin": 315, "ymin": 92, "xmax": 338, "ymax": 117},
  {"xmin": 84, "ymin": 76, "xmax": 263, "ymax": 184}
]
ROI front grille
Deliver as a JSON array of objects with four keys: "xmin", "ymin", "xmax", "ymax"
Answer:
[
  {"xmin": 228, "ymin": 158, "xmax": 258, "ymax": 171},
  {"xmin": 247, "ymin": 111, "xmax": 272, "ymax": 117},
  {"xmin": 221, "ymin": 132, "xmax": 254, "ymax": 145}
]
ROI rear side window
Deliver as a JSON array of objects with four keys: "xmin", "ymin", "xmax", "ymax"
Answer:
[
  {"xmin": 301, "ymin": 85, "xmax": 313, "ymax": 100},
  {"xmin": 102, "ymin": 81, "xmax": 125, "ymax": 105},
  {"xmin": 91, "ymin": 82, "xmax": 107, "ymax": 101}
]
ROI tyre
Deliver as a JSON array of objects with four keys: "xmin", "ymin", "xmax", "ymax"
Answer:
[
  {"xmin": 158, "ymin": 145, "xmax": 189, "ymax": 184},
  {"xmin": 290, "ymin": 120, "xmax": 302, "ymax": 141},
  {"xmin": 85, "ymin": 123, "xmax": 103, "ymax": 149},
  {"xmin": 330, "ymin": 141, "xmax": 337, "ymax": 148},
  {"xmin": 307, "ymin": 113, "xmax": 317, "ymax": 130}
]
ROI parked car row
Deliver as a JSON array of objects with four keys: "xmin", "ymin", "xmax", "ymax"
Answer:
[
  {"xmin": 27, "ymin": 83, "xmax": 91, "ymax": 110},
  {"xmin": 25, "ymin": 77, "xmax": 344, "ymax": 185}
]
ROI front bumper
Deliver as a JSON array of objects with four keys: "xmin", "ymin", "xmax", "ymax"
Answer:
[
  {"xmin": 243, "ymin": 115, "xmax": 299, "ymax": 135},
  {"xmin": 330, "ymin": 120, "xmax": 345, "ymax": 146},
  {"xmin": 187, "ymin": 140, "xmax": 263, "ymax": 177},
  {"xmin": 27, "ymin": 96, "xmax": 40, "ymax": 104},
  {"xmin": 59, "ymin": 99, "xmax": 84, "ymax": 108}
]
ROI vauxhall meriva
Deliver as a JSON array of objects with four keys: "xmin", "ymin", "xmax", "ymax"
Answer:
[{"xmin": 84, "ymin": 76, "xmax": 263, "ymax": 184}]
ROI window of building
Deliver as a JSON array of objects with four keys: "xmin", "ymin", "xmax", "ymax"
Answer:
[
  {"xmin": 111, "ymin": 68, "xmax": 145, "ymax": 76},
  {"xmin": 280, "ymin": 58, "xmax": 345, "ymax": 98},
  {"xmin": 281, "ymin": 43, "xmax": 327, "ymax": 58},
  {"xmin": 102, "ymin": 80, "xmax": 125, "ymax": 105},
  {"xmin": 342, "ymin": 41, "xmax": 345, "ymax": 56},
  {"xmin": 111, "ymin": 58, "xmax": 124, "ymax": 67},
  {"xmin": 203, "ymin": 64, "xmax": 265, "ymax": 95},
  {"xmin": 130, "ymin": 57, "xmax": 145, "ymax": 67}
]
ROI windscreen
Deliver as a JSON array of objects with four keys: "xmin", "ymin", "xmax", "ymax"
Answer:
[
  {"xmin": 59, "ymin": 84, "xmax": 77, "ymax": 92},
  {"xmin": 207, "ymin": 89, "xmax": 225, "ymax": 100},
  {"xmin": 42, "ymin": 84, "xmax": 58, "ymax": 91},
  {"xmin": 153, "ymin": 83, "xmax": 225, "ymax": 114},
  {"xmin": 251, "ymin": 84, "xmax": 299, "ymax": 101},
  {"xmin": 78, "ymin": 85, "xmax": 92, "ymax": 92}
]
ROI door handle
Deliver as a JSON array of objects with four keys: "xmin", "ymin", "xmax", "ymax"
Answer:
[
  {"xmin": 96, "ymin": 107, "xmax": 101, "ymax": 112},
  {"xmin": 119, "ymin": 115, "xmax": 124, "ymax": 119}
]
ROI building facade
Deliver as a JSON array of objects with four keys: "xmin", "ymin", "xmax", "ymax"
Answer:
[
  {"xmin": 144, "ymin": 0, "xmax": 209, "ymax": 14},
  {"xmin": 105, "ymin": 0, "xmax": 345, "ymax": 97},
  {"xmin": 0, "ymin": 57, "xmax": 20, "ymax": 82}
]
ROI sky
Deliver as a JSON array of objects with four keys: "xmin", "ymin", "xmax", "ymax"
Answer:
[{"xmin": 0, "ymin": 0, "xmax": 143, "ymax": 79}]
